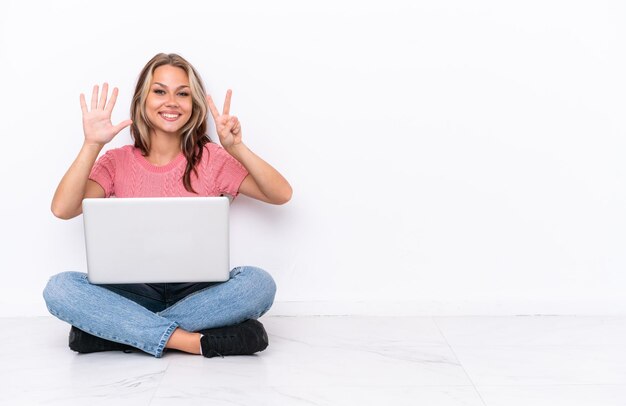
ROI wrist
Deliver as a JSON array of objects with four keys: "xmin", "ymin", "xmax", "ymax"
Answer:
[
  {"xmin": 224, "ymin": 142, "xmax": 247, "ymax": 157},
  {"xmin": 81, "ymin": 141, "xmax": 105, "ymax": 154}
]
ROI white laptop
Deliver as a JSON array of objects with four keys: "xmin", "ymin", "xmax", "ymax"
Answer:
[{"xmin": 82, "ymin": 197, "xmax": 230, "ymax": 284}]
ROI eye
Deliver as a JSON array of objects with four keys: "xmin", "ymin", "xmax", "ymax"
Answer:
[
  {"xmin": 178, "ymin": 91, "xmax": 190, "ymax": 97},
  {"xmin": 153, "ymin": 89, "xmax": 166, "ymax": 95}
]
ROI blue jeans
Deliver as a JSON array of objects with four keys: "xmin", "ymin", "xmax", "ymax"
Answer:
[{"xmin": 43, "ymin": 266, "xmax": 276, "ymax": 358}]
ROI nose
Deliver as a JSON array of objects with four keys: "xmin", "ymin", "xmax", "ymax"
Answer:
[{"xmin": 165, "ymin": 93, "xmax": 179, "ymax": 107}]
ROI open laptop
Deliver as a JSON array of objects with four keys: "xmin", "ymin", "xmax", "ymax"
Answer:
[{"xmin": 82, "ymin": 197, "xmax": 230, "ymax": 284}]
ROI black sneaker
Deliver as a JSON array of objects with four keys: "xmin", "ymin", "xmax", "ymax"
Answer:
[
  {"xmin": 69, "ymin": 326, "xmax": 134, "ymax": 354},
  {"xmin": 199, "ymin": 319, "xmax": 269, "ymax": 358}
]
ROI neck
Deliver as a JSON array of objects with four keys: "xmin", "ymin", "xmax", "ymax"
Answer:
[{"xmin": 147, "ymin": 130, "xmax": 181, "ymax": 165}]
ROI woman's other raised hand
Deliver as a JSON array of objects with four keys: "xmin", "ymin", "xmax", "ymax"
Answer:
[
  {"xmin": 207, "ymin": 89, "xmax": 242, "ymax": 150},
  {"xmin": 80, "ymin": 83, "xmax": 132, "ymax": 146}
]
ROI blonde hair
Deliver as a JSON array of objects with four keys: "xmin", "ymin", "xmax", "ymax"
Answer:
[{"xmin": 130, "ymin": 53, "xmax": 210, "ymax": 193}]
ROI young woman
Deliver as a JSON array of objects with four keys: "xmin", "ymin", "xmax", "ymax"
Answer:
[{"xmin": 43, "ymin": 53, "xmax": 292, "ymax": 358}]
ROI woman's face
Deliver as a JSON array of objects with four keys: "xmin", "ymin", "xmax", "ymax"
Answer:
[{"xmin": 145, "ymin": 65, "xmax": 193, "ymax": 138}]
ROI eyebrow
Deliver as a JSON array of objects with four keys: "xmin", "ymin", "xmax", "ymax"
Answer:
[{"xmin": 153, "ymin": 82, "xmax": 190, "ymax": 90}]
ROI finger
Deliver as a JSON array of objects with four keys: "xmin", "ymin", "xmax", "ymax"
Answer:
[
  {"xmin": 223, "ymin": 89, "xmax": 232, "ymax": 116},
  {"xmin": 113, "ymin": 119, "xmax": 133, "ymax": 135},
  {"xmin": 230, "ymin": 116, "xmax": 240, "ymax": 130},
  {"xmin": 98, "ymin": 83, "xmax": 109, "ymax": 110},
  {"xmin": 233, "ymin": 116, "xmax": 241, "ymax": 134},
  {"xmin": 105, "ymin": 87, "xmax": 119, "ymax": 113},
  {"xmin": 90, "ymin": 85, "xmax": 99, "ymax": 110},
  {"xmin": 206, "ymin": 94, "xmax": 220, "ymax": 121},
  {"xmin": 80, "ymin": 93, "xmax": 88, "ymax": 115},
  {"xmin": 224, "ymin": 116, "xmax": 236, "ymax": 132}
]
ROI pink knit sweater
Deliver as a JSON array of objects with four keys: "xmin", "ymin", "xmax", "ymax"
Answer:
[{"xmin": 89, "ymin": 143, "xmax": 248, "ymax": 198}]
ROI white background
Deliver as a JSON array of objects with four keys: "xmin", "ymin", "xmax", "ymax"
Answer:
[{"xmin": 1, "ymin": 0, "xmax": 625, "ymax": 316}]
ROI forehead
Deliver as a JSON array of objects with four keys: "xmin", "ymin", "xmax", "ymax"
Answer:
[{"xmin": 151, "ymin": 65, "xmax": 189, "ymax": 85}]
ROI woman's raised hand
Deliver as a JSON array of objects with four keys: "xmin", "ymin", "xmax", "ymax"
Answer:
[
  {"xmin": 80, "ymin": 83, "xmax": 132, "ymax": 146},
  {"xmin": 207, "ymin": 90, "xmax": 242, "ymax": 150}
]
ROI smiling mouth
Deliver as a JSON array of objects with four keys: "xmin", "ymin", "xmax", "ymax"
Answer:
[{"xmin": 159, "ymin": 113, "xmax": 181, "ymax": 121}]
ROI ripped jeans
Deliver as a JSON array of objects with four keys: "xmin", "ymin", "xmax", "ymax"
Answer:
[{"xmin": 43, "ymin": 266, "xmax": 276, "ymax": 357}]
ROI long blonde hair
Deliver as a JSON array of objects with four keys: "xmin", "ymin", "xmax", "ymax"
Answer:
[{"xmin": 130, "ymin": 53, "xmax": 210, "ymax": 193}]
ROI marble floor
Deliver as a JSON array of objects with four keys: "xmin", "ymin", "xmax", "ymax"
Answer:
[{"xmin": 3, "ymin": 315, "xmax": 626, "ymax": 405}]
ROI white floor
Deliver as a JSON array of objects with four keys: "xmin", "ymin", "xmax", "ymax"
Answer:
[{"xmin": 3, "ymin": 316, "xmax": 626, "ymax": 405}]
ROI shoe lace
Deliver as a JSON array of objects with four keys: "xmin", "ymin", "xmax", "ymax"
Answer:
[{"xmin": 205, "ymin": 333, "xmax": 244, "ymax": 358}]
